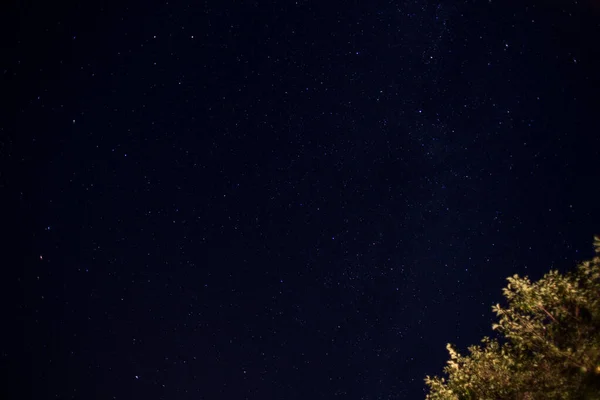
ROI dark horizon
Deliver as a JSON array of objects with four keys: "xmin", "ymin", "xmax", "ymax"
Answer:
[{"xmin": 2, "ymin": 1, "xmax": 600, "ymax": 398}]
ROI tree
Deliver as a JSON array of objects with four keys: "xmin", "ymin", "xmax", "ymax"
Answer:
[{"xmin": 424, "ymin": 236, "xmax": 600, "ymax": 400}]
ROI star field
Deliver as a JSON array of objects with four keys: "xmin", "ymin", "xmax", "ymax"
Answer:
[{"xmin": 2, "ymin": 0, "xmax": 600, "ymax": 398}]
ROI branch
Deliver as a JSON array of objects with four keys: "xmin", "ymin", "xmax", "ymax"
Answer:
[
  {"xmin": 518, "ymin": 318, "xmax": 586, "ymax": 370},
  {"xmin": 537, "ymin": 304, "xmax": 558, "ymax": 324}
]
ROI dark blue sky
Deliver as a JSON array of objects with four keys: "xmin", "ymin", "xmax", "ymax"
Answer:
[{"xmin": 2, "ymin": 0, "xmax": 600, "ymax": 398}]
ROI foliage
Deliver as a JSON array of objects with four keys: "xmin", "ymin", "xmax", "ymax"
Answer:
[{"xmin": 424, "ymin": 236, "xmax": 600, "ymax": 400}]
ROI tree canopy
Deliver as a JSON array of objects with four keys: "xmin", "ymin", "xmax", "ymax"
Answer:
[{"xmin": 424, "ymin": 236, "xmax": 600, "ymax": 399}]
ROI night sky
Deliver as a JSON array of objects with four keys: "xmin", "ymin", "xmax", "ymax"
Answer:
[{"xmin": 2, "ymin": 0, "xmax": 600, "ymax": 399}]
